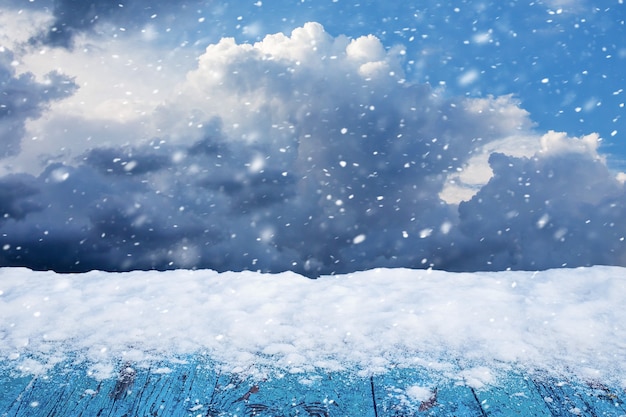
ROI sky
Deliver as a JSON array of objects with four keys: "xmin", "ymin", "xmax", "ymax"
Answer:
[{"xmin": 0, "ymin": 0, "xmax": 625, "ymax": 276}]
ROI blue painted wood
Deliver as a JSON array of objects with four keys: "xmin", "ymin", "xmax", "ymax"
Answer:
[
  {"xmin": 0, "ymin": 372, "xmax": 34, "ymax": 416},
  {"xmin": 373, "ymin": 366, "xmax": 485, "ymax": 416},
  {"xmin": 108, "ymin": 359, "xmax": 219, "ymax": 416},
  {"xmin": 2, "ymin": 359, "xmax": 626, "ymax": 416},
  {"xmin": 472, "ymin": 371, "xmax": 553, "ymax": 417},
  {"xmin": 203, "ymin": 366, "xmax": 374, "ymax": 416},
  {"xmin": 532, "ymin": 375, "xmax": 626, "ymax": 417}
]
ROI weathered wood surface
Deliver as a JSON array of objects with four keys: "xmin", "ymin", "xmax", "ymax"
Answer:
[{"xmin": 1, "ymin": 360, "xmax": 625, "ymax": 416}]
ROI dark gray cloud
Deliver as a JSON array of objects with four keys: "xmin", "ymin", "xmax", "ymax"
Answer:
[
  {"xmin": 0, "ymin": 174, "xmax": 42, "ymax": 221},
  {"xmin": 0, "ymin": 49, "xmax": 77, "ymax": 157},
  {"xmin": 5, "ymin": 125, "xmax": 624, "ymax": 277},
  {"xmin": 457, "ymin": 141, "xmax": 626, "ymax": 271},
  {"xmin": 84, "ymin": 147, "xmax": 172, "ymax": 176},
  {"xmin": 38, "ymin": 0, "xmax": 119, "ymax": 48}
]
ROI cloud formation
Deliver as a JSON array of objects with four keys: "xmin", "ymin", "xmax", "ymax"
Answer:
[
  {"xmin": 32, "ymin": 0, "xmax": 183, "ymax": 48},
  {"xmin": 457, "ymin": 131, "xmax": 626, "ymax": 270},
  {"xmin": 0, "ymin": 48, "xmax": 77, "ymax": 157},
  {"xmin": 1, "ymin": 22, "xmax": 625, "ymax": 276}
]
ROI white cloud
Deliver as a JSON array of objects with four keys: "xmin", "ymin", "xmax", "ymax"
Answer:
[
  {"xmin": 0, "ymin": 9, "xmax": 200, "ymax": 175},
  {"xmin": 0, "ymin": 48, "xmax": 77, "ymax": 161},
  {"xmin": 440, "ymin": 133, "xmax": 543, "ymax": 204},
  {"xmin": 0, "ymin": 5, "xmax": 53, "ymax": 49},
  {"xmin": 539, "ymin": 130, "xmax": 601, "ymax": 158}
]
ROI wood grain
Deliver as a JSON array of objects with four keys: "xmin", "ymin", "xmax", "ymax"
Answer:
[{"xmin": 1, "ymin": 360, "xmax": 624, "ymax": 416}]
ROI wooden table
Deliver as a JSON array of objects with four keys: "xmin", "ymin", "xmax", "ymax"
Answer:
[{"xmin": 2, "ymin": 358, "xmax": 625, "ymax": 416}]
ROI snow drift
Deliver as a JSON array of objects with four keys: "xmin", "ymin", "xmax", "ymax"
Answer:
[{"xmin": 1, "ymin": 266, "xmax": 624, "ymax": 387}]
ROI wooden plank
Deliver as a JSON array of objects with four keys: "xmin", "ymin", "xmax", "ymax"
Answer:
[
  {"xmin": 0, "ymin": 371, "xmax": 35, "ymax": 417},
  {"xmin": 0, "ymin": 359, "xmax": 374, "ymax": 416},
  {"xmin": 372, "ymin": 366, "xmax": 486, "ymax": 416},
  {"xmin": 113, "ymin": 359, "xmax": 219, "ymax": 417},
  {"xmin": 3, "ymin": 362, "xmax": 124, "ymax": 417},
  {"xmin": 472, "ymin": 371, "xmax": 553, "ymax": 416},
  {"xmin": 533, "ymin": 376, "xmax": 626, "ymax": 417},
  {"xmin": 3, "ymin": 360, "xmax": 626, "ymax": 416},
  {"xmin": 436, "ymin": 380, "xmax": 488, "ymax": 417},
  {"xmin": 3, "ymin": 372, "xmax": 83, "ymax": 417},
  {"xmin": 74, "ymin": 358, "xmax": 221, "ymax": 417},
  {"xmin": 203, "ymin": 368, "xmax": 374, "ymax": 416},
  {"xmin": 0, "ymin": 359, "xmax": 220, "ymax": 417}
]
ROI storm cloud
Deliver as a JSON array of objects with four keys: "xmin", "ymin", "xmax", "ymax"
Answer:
[
  {"xmin": 1, "ymin": 22, "xmax": 625, "ymax": 276},
  {"xmin": 457, "ymin": 131, "xmax": 626, "ymax": 271}
]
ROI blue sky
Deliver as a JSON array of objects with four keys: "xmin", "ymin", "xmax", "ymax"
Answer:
[
  {"xmin": 232, "ymin": 1, "xmax": 626, "ymax": 165},
  {"xmin": 0, "ymin": 0, "xmax": 625, "ymax": 275}
]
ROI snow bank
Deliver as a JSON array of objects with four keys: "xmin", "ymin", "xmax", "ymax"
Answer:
[{"xmin": 0, "ymin": 267, "xmax": 624, "ymax": 386}]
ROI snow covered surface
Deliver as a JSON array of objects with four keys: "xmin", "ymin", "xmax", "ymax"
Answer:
[{"xmin": 1, "ymin": 266, "xmax": 625, "ymax": 387}]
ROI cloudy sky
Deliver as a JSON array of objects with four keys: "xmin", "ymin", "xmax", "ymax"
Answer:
[{"xmin": 0, "ymin": 0, "xmax": 625, "ymax": 276}]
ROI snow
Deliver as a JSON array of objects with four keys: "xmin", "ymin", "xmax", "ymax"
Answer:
[
  {"xmin": 1, "ymin": 266, "xmax": 625, "ymax": 386},
  {"xmin": 406, "ymin": 385, "xmax": 433, "ymax": 402}
]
